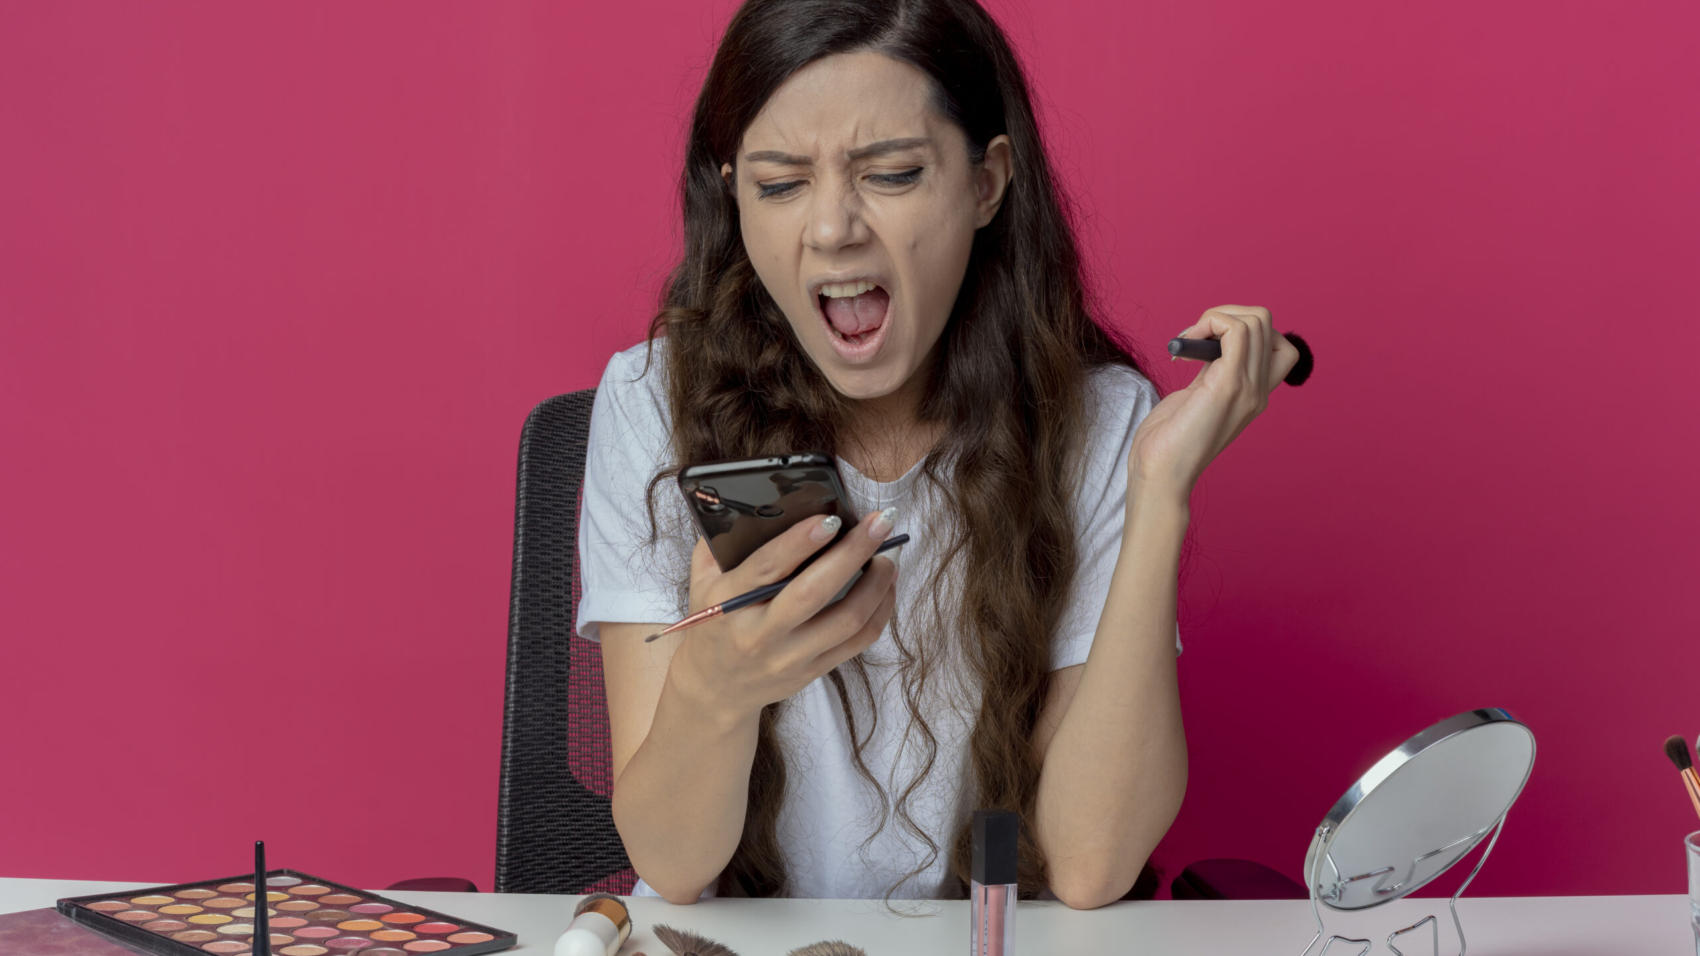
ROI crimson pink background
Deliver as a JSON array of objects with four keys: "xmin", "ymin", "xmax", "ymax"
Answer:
[{"xmin": 3, "ymin": 1, "xmax": 1697, "ymax": 897}]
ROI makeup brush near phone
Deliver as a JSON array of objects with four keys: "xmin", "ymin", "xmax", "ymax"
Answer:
[
  {"xmin": 1661, "ymin": 735, "xmax": 1700, "ymax": 822},
  {"xmin": 646, "ymin": 535, "xmax": 909, "ymax": 642},
  {"xmin": 1168, "ymin": 331, "xmax": 1315, "ymax": 386}
]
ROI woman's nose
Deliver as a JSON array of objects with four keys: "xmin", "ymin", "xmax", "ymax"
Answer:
[{"xmin": 803, "ymin": 182, "xmax": 868, "ymax": 253}]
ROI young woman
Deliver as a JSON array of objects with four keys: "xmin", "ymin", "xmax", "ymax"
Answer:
[{"xmin": 576, "ymin": 0, "xmax": 1299, "ymax": 908}]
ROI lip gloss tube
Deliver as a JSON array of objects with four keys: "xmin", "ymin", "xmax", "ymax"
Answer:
[{"xmin": 971, "ymin": 809, "xmax": 1018, "ymax": 956}]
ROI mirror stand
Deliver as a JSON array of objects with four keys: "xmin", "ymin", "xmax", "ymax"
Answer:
[{"xmin": 1298, "ymin": 814, "xmax": 1510, "ymax": 956}]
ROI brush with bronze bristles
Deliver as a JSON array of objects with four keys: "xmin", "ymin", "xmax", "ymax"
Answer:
[
  {"xmin": 1662, "ymin": 735, "xmax": 1700, "ymax": 821},
  {"xmin": 787, "ymin": 943, "xmax": 868, "ymax": 956},
  {"xmin": 653, "ymin": 924, "xmax": 741, "ymax": 956}
]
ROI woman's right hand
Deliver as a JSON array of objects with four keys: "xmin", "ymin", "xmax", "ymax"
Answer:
[{"xmin": 663, "ymin": 508, "xmax": 900, "ymax": 721}]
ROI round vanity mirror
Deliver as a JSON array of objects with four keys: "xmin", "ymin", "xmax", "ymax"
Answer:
[{"xmin": 1305, "ymin": 708, "xmax": 1535, "ymax": 910}]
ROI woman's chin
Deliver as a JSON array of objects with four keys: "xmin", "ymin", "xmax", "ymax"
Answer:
[{"xmin": 815, "ymin": 359, "xmax": 912, "ymax": 403}]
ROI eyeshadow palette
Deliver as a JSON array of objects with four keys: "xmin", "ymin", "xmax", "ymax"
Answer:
[{"xmin": 57, "ymin": 870, "xmax": 515, "ymax": 956}]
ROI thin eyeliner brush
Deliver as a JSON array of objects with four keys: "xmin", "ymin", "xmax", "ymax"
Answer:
[
  {"xmin": 646, "ymin": 534, "xmax": 908, "ymax": 642},
  {"xmin": 254, "ymin": 840, "xmax": 269, "ymax": 956}
]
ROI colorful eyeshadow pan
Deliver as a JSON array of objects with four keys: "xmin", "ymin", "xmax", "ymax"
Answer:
[
  {"xmin": 189, "ymin": 914, "xmax": 233, "ymax": 925},
  {"xmin": 60, "ymin": 870, "xmax": 512, "ymax": 956},
  {"xmin": 232, "ymin": 907, "xmax": 275, "ymax": 918}
]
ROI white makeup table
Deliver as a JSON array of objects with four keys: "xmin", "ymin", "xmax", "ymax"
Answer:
[{"xmin": 0, "ymin": 877, "xmax": 1687, "ymax": 955}]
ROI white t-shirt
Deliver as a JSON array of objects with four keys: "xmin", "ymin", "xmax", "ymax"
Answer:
[{"xmin": 575, "ymin": 340, "xmax": 1173, "ymax": 900}]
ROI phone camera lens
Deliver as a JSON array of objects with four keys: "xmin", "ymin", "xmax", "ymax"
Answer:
[{"xmin": 754, "ymin": 504, "xmax": 784, "ymax": 518}]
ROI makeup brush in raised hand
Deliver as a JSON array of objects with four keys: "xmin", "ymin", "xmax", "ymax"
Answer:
[
  {"xmin": 1662, "ymin": 735, "xmax": 1700, "ymax": 821},
  {"xmin": 1168, "ymin": 331, "xmax": 1315, "ymax": 385}
]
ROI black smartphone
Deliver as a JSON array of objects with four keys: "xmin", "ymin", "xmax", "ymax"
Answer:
[{"xmin": 678, "ymin": 452, "xmax": 858, "ymax": 573}]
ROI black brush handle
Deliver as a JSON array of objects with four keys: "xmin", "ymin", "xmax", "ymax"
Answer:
[
  {"xmin": 1167, "ymin": 332, "xmax": 1314, "ymax": 386},
  {"xmin": 254, "ymin": 841, "xmax": 269, "ymax": 956}
]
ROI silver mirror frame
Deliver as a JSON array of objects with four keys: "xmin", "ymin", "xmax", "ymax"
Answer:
[{"xmin": 1298, "ymin": 708, "xmax": 1535, "ymax": 956}]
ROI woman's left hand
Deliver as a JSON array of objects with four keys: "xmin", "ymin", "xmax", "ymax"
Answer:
[{"xmin": 1127, "ymin": 305, "xmax": 1301, "ymax": 501}]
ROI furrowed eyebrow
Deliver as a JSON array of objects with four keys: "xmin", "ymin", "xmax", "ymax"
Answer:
[
  {"xmin": 742, "ymin": 138, "xmax": 932, "ymax": 166},
  {"xmin": 846, "ymin": 137, "xmax": 931, "ymax": 160}
]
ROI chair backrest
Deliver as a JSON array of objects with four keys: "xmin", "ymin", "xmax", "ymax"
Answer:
[{"xmin": 494, "ymin": 389, "xmax": 637, "ymax": 894}]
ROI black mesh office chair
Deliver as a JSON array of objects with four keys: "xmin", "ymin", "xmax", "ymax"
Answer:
[
  {"xmin": 390, "ymin": 388, "xmax": 1298, "ymax": 901},
  {"xmin": 490, "ymin": 388, "xmax": 635, "ymax": 894},
  {"xmin": 393, "ymin": 389, "xmax": 633, "ymax": 896}
]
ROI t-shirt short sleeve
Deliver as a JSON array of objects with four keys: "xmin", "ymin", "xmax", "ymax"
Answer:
[
  {"xmin": 1049, "ymin": 365, "xmax": 1182, "ymax": 670},
  {"xmin": 574, "ymin": 343, "xmax": 693, "ymax": 642}
]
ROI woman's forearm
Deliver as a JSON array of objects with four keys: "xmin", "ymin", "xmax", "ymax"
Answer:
[
  {"xmin": 1033, "ymin": 483, "xmax": 1190, "ymax": 909},
  {"xmin": 610, "ymin": 670, "xmax": 760, "ymax": 903}
]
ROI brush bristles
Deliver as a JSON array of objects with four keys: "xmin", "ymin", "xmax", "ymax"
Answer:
[
  {"xmin": 1666, "ymin": 735, "xmax": 1693, "ymax": 772},
  {"xmin": 1284, "ymin": 332, "xmax": 1314, "ymax": 386},
  {"xmin": 573, "ymin": 892, "xmax": 623, "ymax": 917},
  {"xmin": 787, "ymin": 943, "xmax": 868, "ymax": 956},
  {"xmin": 654, "ymin": 924, "xmax": 741, "ymax": 956}
]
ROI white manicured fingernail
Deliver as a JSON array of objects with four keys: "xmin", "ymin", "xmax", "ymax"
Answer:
[
  {"xmin": 810, "ymin": 515, "xmax": 842, "ymax": 542},
  {"xmin": 868, "ymin": 507, "xmax": 897, "ymax": 539}
]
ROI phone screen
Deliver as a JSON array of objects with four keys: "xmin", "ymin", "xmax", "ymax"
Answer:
[{"xmin": 679, "ymin": 453, "xmax": 858, "ymax": 572}]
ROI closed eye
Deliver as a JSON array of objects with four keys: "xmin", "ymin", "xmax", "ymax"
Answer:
[
  {"xmin": 756, "ymin": 180, "xmax": 805, "ymax": 199},
  {"xmin": 868, "ymin": 167, "xmax": 923, "ymax": 187}
]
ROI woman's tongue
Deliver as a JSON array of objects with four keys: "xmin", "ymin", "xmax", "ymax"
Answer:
[{"xmin": 821, "ymin": 287, "xmax": 889, "ymax": 342}]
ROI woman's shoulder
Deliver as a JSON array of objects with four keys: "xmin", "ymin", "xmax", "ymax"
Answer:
[
  {"xmin": 593, "ymin": 338, "xmax": 671, "ymax": 424},
  {"xmin": 1082, "ymin": 360, "xmax": 1159, "ymax": 431},
  {"xmin": 598, "ymin": 337, "xmax": 668, "ymax": 392}
]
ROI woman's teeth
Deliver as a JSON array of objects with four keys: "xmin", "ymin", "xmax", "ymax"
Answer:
[{"xmin": 819, "ymin": 279, "xmax": 878, "ymax": 298}]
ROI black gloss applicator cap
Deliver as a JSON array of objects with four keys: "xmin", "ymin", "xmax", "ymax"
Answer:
[{"xmin": 971, "ymin": 809, "xmax": 1019, "ymax": 885}]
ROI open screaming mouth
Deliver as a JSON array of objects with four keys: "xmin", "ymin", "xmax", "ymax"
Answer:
[{"xmin": 819, "ymin": 281, "xmax": 890, "ymax": 347}]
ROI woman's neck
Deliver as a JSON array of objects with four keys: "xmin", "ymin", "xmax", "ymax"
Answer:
[{"xmin": 838, "ymin": 363, "xmax": 942, "ymax": 483}]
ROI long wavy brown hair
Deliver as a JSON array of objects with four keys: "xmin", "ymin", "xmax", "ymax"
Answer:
[{"xmin": 644, "ymin": 0, "xmax": 1153, "ymax": 899}]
